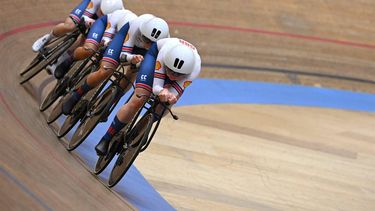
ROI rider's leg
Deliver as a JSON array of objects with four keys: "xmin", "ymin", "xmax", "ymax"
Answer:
[
  {"xmin": 74, "ymin": 42, "xmax": 98, "ymax": 61},
  {"xmin": 47, "ymin": 34, "xmax": 85, "ymax": 76},
  {"xmin": 118, "ymin": 66, "xmax": 138, "ymax": 93},
  {"xmin": 73, "ymin": 15, "xmax": 107, "ymax": 61},
  {"xmin": 95, "ymin": 87, "xmax": 151, "ymax": 155},
  {"xmin": 32, "ymin": 0, "xmax": 91, "ymax": 52},
  {"xmin": 61, "ymin": 61, "xmax": 116, "ymax": 115}
]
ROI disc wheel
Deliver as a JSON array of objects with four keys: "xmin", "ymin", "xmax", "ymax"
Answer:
[
  {"xmin": 108, "ymin": 113, "xmax": 154, "ymax": 187},
  {"xmin": 67, "ymin": 85, "xmax": 118, "ymax": 151},
  {"xmin": 39, "ymin": 77, "xmax": 69, "ymax": 111},
  {"xmin": 94, "ymin": 132, "xmax": 123, "ymax": 175}
]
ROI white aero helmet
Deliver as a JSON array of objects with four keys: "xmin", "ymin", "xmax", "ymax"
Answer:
[
  {"xmin": 101, "ymin": 0, "xmax": 124, "ymax": 15},
  {"xmin": 140, "ymin": 15, "xmax": 169, "ymax": 42},
  {"xmin": 116, "ymin": 10, "xmax": 137, "ymax": 31},
  {"xmin": 164, "ymin": 44, "xmax": 196, "ymax": 75}
]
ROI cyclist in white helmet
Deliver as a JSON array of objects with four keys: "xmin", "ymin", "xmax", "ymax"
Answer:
[
  {"xmin": 95, "ymin": 38, "xmax": 201, "ymax": 156},
  {"xmin": 32, "ymin": 0, "xmax": 124, "ymax": 53},
  {"xmin": 43, "ymin": 0, "xmax": 126, "ymax": 79},
  {"xmin": 61, "ymin": 14, "xmax": 170, "ymax": 117}
]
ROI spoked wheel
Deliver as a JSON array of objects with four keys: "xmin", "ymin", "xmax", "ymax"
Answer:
[
  {"xmin": 67, "ymin": 85, "xmax": 119, "ymax": 151},
  {"xmin": 19, "ymin": 37, "xmax": 75, "ymax": 85},
  {"xmin": 39, "ymin": 77, "xmax": 69, "ymax": 111},
  {"xmin": 94, "ymin": 131, "xmax": 124, "ymax": 175},
  {"xmin": 47, "ymin": 97, "xmax": 64, "ymax": 124},
  {"xmin": 19, "ymin": 36, "xmax": 66, "ymax": 76},
  {"xmin": 108, "ymin": 113, "xmax": 154, "ymax": 187}
]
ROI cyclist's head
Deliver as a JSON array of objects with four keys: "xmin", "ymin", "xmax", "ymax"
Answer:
[
  {"xmin": 100, "ymin": 0, "xmax": 124, "ymax": 15},
  {"xmin": 164, "ymin": 44, "xmax": 196, "ymax": 78},
  {"xmin": 139, "ymin": 14, "xmax": 169, "ymax": 44}
]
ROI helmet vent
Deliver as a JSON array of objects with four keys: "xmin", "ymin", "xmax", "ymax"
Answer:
[
  {"xmin": 174, "ymin": 58, "xmax": 185, "ymax": 69},
  {"xmin": 151, "ymin": 28, "xmax": 161, "ymax": 38}
]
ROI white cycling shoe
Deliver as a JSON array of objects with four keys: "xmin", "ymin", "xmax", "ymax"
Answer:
[{"xmin": 32, "ymin": 34, "xmax": 51, "ymax": 52}]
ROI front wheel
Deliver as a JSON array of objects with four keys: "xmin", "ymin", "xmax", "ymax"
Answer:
[
  {"xmin": 108, "ymin": 113, "xmax": 154, "ymax": 187},
  {"xmin": 39, "ymin": 77, "xmax": 69, "ymax": 111},
  {"xmin": 94, "ymin": 131, "xmax": 124, "ymax": 175},
  {"xmin": 67, "ymin": 85, "xmax": 119, "ymax": 151},
  {"xmin": 19, "ymin": 37, "xmax": 75, "ymax": 85}
]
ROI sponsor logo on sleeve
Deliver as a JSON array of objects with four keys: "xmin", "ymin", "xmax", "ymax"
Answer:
[
  {"xmin": 155, "ymin": 61, "xmax": 162, "ymax": 70},
  {"xmin": 87, "ymin": 2, "xmax": 94, "ymax": 9},
  {"xmin": 183, "ymin": 81, "xmax": 192, "ymax": 88}
]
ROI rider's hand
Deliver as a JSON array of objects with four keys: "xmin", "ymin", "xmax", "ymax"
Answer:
[
  {"xmin": 85, "ymin": 18, "xmax": 95, "ymax": 28},
  {"xmin": 158, "ymin": 89, "xmax": 171, "ymax": 102},
  {"xmin": 131, "ymin": 55, "xmax": 144, "ymax": 64},
  {"xmin": 167, "ymin": 95, "xmax": 178, "ymax": 105},
  {"xmin": 100, "ymin": 38, "xmax": 111, "ymax": 47}
]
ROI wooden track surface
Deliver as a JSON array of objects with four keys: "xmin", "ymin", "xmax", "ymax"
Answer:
[{"xmin": 1, "ymin": 0, "xmax": 374, "ymax": 210}]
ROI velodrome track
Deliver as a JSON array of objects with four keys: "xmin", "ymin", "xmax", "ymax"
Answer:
[{"xmin": 1, "ymin": 1, "xmax": 375, "ymax": 210}]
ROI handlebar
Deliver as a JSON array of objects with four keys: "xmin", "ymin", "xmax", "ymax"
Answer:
[{"xmin": 136, "ymin": 94, "xmax": 179, "ymax": 120}]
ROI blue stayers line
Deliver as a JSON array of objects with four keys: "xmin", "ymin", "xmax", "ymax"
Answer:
[{"xmin": 0, "ymin": 166, "xmax": 53, "ymax": 211}]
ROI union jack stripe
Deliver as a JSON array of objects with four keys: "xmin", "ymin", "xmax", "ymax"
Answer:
[
  {"xmin": 172, "ymin": 82, "xmax": 184, "ymax": 96},
  {"xmin": 122, "ymin": 46, "xmax": 133, "ymax": 52},
  {"xmin": 154, "ymin": 73, "xmax": 166, "ymax": 80},
  {"xmin": 85, "ymin": 39, "xmax": 99, "ymax": 46},
  {"xmin": 84, "ymin": 11, "xmax": 94, "ymax": 18},
  {"xmin": 136, "ymin": 83, "xmax": 152, "ymax": 92},
  {"xmin": 103, "ymin": 32, "xmax": 114, "ymax": 38},
  {"xmin": 70, "ymin": 14, "xmax": 80, "ymax": 23},
  {"xmin": 102, "ymin": 57, "xmax": 119, "ymax": 66}
]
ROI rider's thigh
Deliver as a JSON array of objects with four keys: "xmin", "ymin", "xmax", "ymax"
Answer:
[
  {"xmin": 63, "ymin": 17, "xmax": 76, "ymax": 31},
  {"xmin": 86, "ymin": 61, "xmax": 115, "ymax": 86},
  {"xmin": 74, "ymin": 42, "xmax": 98, "ymax": 60}
]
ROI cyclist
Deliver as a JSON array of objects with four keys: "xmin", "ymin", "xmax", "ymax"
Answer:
[
  {"xmin": 60, "ymin": 14, "xmax": 170, "ymax": 115},
  {"xmin": 32, "ymin": 0, "xmax": 124, "ymax": 52},
  {"xmin": 51, "ymin": 8, "xmax": 134, "ymax": 79},
  {"xmin": 95, "ymin": 38, "xmax": 201, "ymax": 156}
]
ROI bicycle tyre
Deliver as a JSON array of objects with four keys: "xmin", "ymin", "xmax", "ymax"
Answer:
[
  {"xmin": 67, "ymin": 85, "xmax": 119, "ymax": 151},
  {"xmin": 108, "ymin": 113, "xmax": 154, "ymax": 187},
  {"xmin": 57, "ymin": 76, "xmax": 108, "ymax": 138},
  {"xmin": 19, "ymin": 36, "xmax": 66, "ymax": 76},
  {"xmin": 94, "ymin": 130, "xmax": 125, "ymax": 175},
  {"xmin": 19, "ymin": 37, "xmax": 75, "ymax": 85},
  {"xmin": 46, "ymin": 97, "xmax": 64, "ymax": 124},
  {"xmin": 39, "ymin": 78, "xmax": 69, "ymax": 111},
  {"xmin": 39, "ymin": 59, "xmax": 89, "ymax": 112}
]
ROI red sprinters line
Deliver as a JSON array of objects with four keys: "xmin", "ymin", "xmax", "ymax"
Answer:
[
  {"xmin": 1, "ymin": 20, "xmax": 375, "ymax": 50},
  {"xmin": 169, "ymin": 21, "xmax": 375, "ymax": 50}
]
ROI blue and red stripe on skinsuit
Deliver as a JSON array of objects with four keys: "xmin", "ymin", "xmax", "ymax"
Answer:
[
  {"xmin": 171, "ymin": 81, "xmax": 184, "ymax": 96},
  {"xmin": 101, "ymin": 23, "xmax": 130, "ymax": 67},
  {"xmin": 85, "ymin": 15, "xmax": 108, "ymax": 47},
  {"xmin": 69, "ymin": 0, "xmax": 91, "ymax": 23}
]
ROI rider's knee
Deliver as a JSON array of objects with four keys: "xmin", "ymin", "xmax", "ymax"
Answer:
[
  {"xmin": 128, "ymin": 95, "xmax": 146, "ymax": 111},
  {"xmin": 64, "ymin": 18, "xmax": 76, "ymax": 31},
  {"xmin": 74, "ymin": 46, "xmax": 94, "ymax": 60}
]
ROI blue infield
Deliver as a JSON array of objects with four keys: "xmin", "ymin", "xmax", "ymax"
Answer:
[{"xmin": 60, "ymin": 79, "xmax": 375, "ymax": 211}]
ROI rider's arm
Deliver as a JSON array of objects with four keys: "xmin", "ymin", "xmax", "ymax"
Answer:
[
  {"xmin": 119, "ymin": 24, "xmax": 137, "ymax": 63},
  {"xmin": 82, "ymin": 0, "xmax": 100, "ymax": 22}
]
